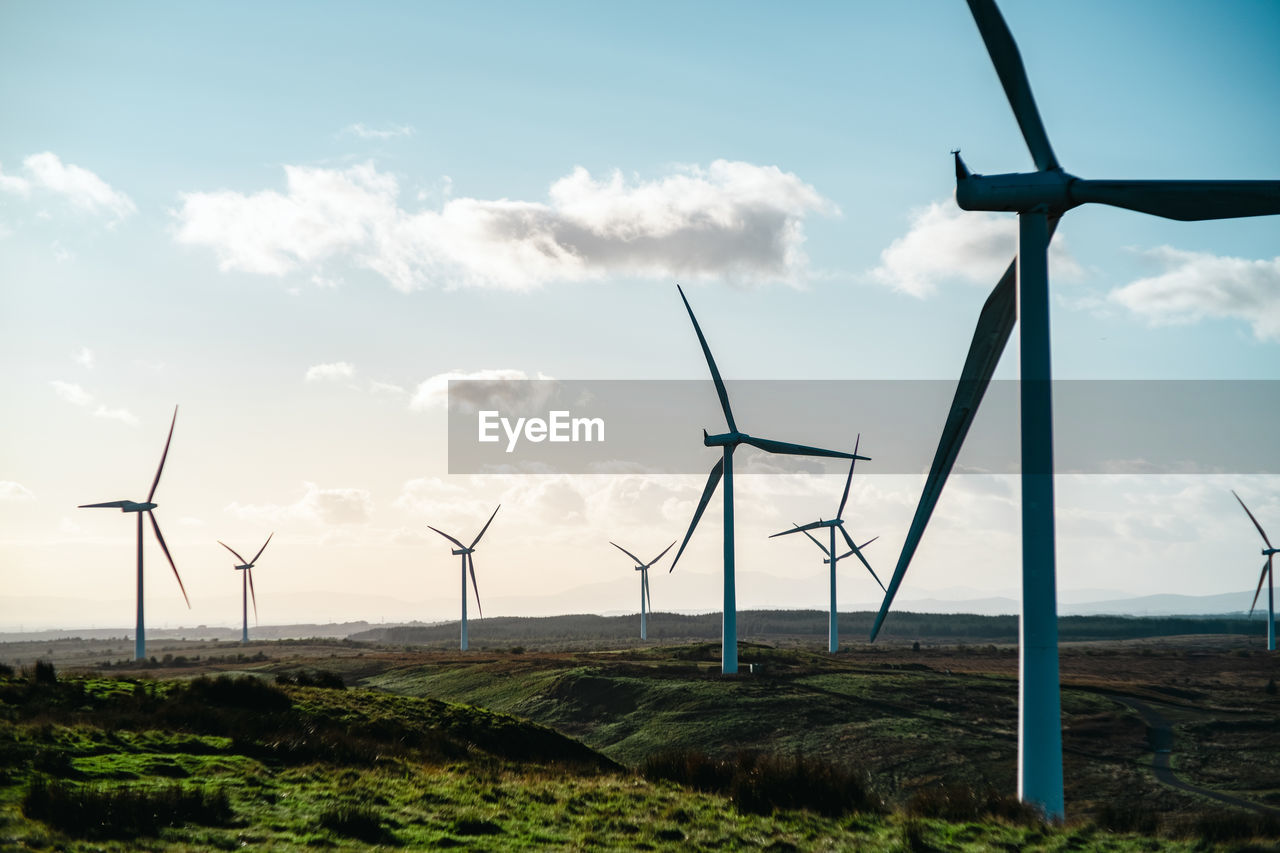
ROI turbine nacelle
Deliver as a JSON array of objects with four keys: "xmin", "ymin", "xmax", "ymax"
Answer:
[
  {"xmin": 703, "ymin": 429, "xmax": 745, "ymax": 447},
  {"xmin": 233, "ymin": 564, "xmax": 252, "ymax": 571},
  {"xmin": 451, "ymin": 548, "xmax": 475, "ymax": 556},
  {"xmin": 954, "ymin": 155, "xmax": 1076, "ymax": 215},
  {"xmin": 80, "ymin": 500, "xmax": 158, "ymax": 513}
]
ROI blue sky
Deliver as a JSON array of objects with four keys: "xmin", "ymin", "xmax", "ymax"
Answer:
[{"xmin": 2, "ymin": 1, "xmax": 1278, "ymax": 631}]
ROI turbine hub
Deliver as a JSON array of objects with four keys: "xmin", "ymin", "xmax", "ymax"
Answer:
[
  {"xmin": 122, "ymin": 501, "xmax": 157, "ymax": 513},
  {"xmin": 703, "ymin": 430, "xmax": 745, "ymax": 447},
  {"xmin": 955, "ymin": 165, "xmax": 1077, "ymax": 215},
  {"xmin": 452, "ymin": 548, "xmax": 474, "ymax": 556}
]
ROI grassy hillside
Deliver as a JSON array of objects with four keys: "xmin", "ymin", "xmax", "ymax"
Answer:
[
  {"xmin": 350, "ymin": 609, "xmax": 1265, "ymax": 649},
  {"xmin": 0, "ymin": 666, "xmax": 1258, "ymax": 851}
]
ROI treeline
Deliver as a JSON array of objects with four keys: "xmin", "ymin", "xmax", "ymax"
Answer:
[{"xmin": 350, "ymin": 610, "xmax": 1264, "ymax": 647}]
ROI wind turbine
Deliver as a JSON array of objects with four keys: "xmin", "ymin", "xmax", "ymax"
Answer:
[
  {"xmin": 1232, "ymin": 491, "xmax": 1277, "ymax": 652},
  {"xmin": 670, "ymin": 284, "xmax": 868, "ymax": 674},
  {"xmin": 79, "ymin": 406, "xmax": 189, "ymax": 661},
  {"xmin": 428, "ymin": 505, "xmax": 499, "ymax": 651},
  {"xmin": 217, "ymin": 534, "xmax": 273, "ymax": 644},
  {"xmin": 611, "ymin": 541, "xmax": 674, "ymax": 640},
  {"xmin": 870, "ymin": 0, "xmax": 1280, "ymax": 820},
  {"xmin": 770, "ymin": 436, "xmax": 883, "ymax": 653}
]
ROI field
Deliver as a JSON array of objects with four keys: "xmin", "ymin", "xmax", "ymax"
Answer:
[{"xmin": 1, "ymin": 614, "xmax": 1278, "ymax": 850}]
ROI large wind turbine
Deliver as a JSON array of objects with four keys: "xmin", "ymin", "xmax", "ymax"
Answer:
[
  {"xmin": 217, "ymin": 534, "xmax": 273, "ymax": 644},
  {"xmin": 770, "ymin": 436, "xmax": 882, "ymax": 653},
  {"xmin": 1232, "ymin": 491, "xmax": 1277, "ymax": 652},
  {"xmin": 429, "ymin": 505, "xmax": 499, "ymax": 651},
  {"xmin": 79, "ymin": 406, "xmax": 189, "ymax": 661},
  {"xmin": 611, "ymin": 541, "xmax": 674, "ymax": 640},
  {"xmin": 870, "ymin": 0, "xmax": 1280, "ymax": 819},
  {"xmin": 670, "ymin": 284, "xmax": 868, "ymax": 674}
]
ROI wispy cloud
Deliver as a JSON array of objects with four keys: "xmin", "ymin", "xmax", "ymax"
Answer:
[
  {"xmin": 50, "ymin": 380, "xmax": 138, "ymax": 424},
  {"xmin": 174, "ymin": 160, "xmax": 835, "ymax": 291},
  {"xmin": 341, "ymin": 123, "xmax": 415, "ymax": 140},
  {"xmin": 305, "ymin": 361, "xmax": 356, "ymax": 382},
  {"xmin": 0, "ymin": 481, "xmax": 35, "ymax": 502},
  {"xmin": 1109, "ymin": 247, "xmax": 1280, "ymax": 341},
  {"xmin": 226, "ymin": 482, "xmax": 373, "ymax": 526},
  {"xmin": 51, "ymin": 380, "xmax": 93, "ymax": 407},
  {"xmin": 10, "ymin": 152, "xmax": 136, "ymax": 221},
  {"xmin": 409, "ymin": 368, "xmax": 552, "ymax": 412},
  {"xmin": 74, "ymin": 346, "xmax": 94, "ymax": 368},
  {"xmin": 869, "ymin": 200, "xmax": 1080, "ymax": 298}
]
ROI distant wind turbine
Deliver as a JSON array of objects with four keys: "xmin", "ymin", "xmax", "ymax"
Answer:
[
  {"xmin": 79, "ymin": 406, "xmax": 189, "ymax": 661},
  {"xmin": 770, "ymin": 436, "xmax": 882, "ymax": 652},
  {"xmin": 670, "ymin": 284, "xmax": 868, "ymax": 674},
  {"xmin": 1232, "ymin": 491, "xmax": 1277, "ymax": 652},
  {"xmin": 611, "ymin": 541, "xmax": 674, "ymax": 640},
  {"xmin": 870, "ymin": 0, "xmax": 1280, "ymax": 820},
  {"xmin": 429, "ymin": 505, "xmax": 499, "ymax": 651},
  {"xmin": 218, "ymin": 534, "xmax": 273, "ymax": 644}
]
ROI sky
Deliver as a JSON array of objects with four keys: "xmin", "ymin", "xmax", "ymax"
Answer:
[{"xmin": 2, "ymin": 0, "xmax": 1278, "ymax": 632}]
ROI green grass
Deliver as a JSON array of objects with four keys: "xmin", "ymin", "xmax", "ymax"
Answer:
[{"xmin": 0, "ymin": 666, "xmax": 1274, "ymax": 850}]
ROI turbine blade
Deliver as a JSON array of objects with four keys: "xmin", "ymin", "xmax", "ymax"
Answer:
[
  {"xmin": 644, "ymin": 569, "xmax": 653, "ymax": 613},
  {"xmin": 647, "ymin": 540, "xmax": 676, "ymax": 569},
  {"xmin": 79, "ymin": 500, "xmax": 130, "ymax": 508},
  {"xmin": 427, "ymin": 526, "xmax": 467, "ymax": 550},
  {"xmin": 467, "ymin": 553, "xmax": 483, "ymax": 618},
  {"xmin": 148, "ymin": 511, "xmax": 189, "ymax": 608},
  {"xmin": 670, "ymin": 457, "xmax": 724, "ymax": 572},
  {"xmin": 250, "ymin": 532, "xmax": 274, "ymax": 565},
  {"xmin": 1071, "ymin": 179, "xmax": 1280, "ymax": 222},
  {"xmin": 1232, "ymin": 490, "xmax": 1273, "ymax": 549},
  {"xmin": 872, "ymin": 255, "xmax": 1019, "ymax": 639},
  {"xmin": 770, "ymin": 519, "xmax": 827, "ymax": 537},
  {"xmin": 611, "ymin": 541, "xmax": 645, "ymax": 566},
  {"xmin": 1249, "ymin": 560, "xmax": 1268, "ymax": 617},
  {"xmin": 677, "ymin": 284, "xmax": 737, "ymax": 433},
  {"xmin": 218, "ymin": 540, "xmax": 249, "ymax": 565},
  {"xmin": 248, "ymin": 568, "xmax": 258, "ymax": 624},
  {"xmin": 470, "ymin": 504, "xmax": 501, "ymax": 549},
  {"xmin": 966, "ymin": 0, "xmax": 1059, "ymax": 172},
  {"xmin": 836, "ymin": 434, "xmax": 860, "ymax": 520},
  {"xmin": 147, "ymin": 406, "xmax": 178, "ymax": 503},
  {"xmin": 840, "ymin": 525, "xmax": 885, "ymax": 592},
  {"xmin": 742, "ymin": 435, "xmax": 869, "ymax": 461}
]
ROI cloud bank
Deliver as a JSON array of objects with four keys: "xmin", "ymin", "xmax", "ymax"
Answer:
[
  {"xmin": 1109, "ymin": 247, "xmax": 1280, "ymax": 341},
  {"xmin": 870, "ymin": 200, "xmax": 1080, "ymax": 298},
  {"xmin": 225, "ymin": 482, "xmax": 373, "ymax": 526},
  {"xmin": 174, "ymin": 160, "xmax": 835, "ymax": 291},
  {"xmin": 0, "ymin": 153, "xmax": 135, "ymax": 220}
]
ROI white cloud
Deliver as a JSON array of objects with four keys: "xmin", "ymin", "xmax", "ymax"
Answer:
[
  {"xmin": 305, "ymin": 361, "xmax": 356, "ymax": 382},
  {"xmin": 92, "ymin": 405, "xmax": 139, "ymax": 425},
  {"xmin": 342, "ymin": 123, "xmax": 415, "ymax": 140},
  {"xmin": 174, "ymin": 160, "xmax": 835, "ymax": 291},
  {"xmin": 869, "ymin": 200, "xmax": 1080, "ymax": 298},
  {"xmin": 50, "ymin": 380, "xmax": 137, "ymax": 424},
  {"xmin": 0, "ymin": 481, "xmax": 35, "ymax": 502},
  {"xmin": 409, "ymin": 368, "xmax": 553, "ymax": 413},
  {"xmin": 1109, "ymin": 247, "xmax": 1280, "ymax": 341},
  {"xmin": 0, "ymin": 162, "xmax": 30, "ymax": 196},
  {"xmin": 51, "ymin": 380, "xmax": 93, "ymax": 407},
  {"xmin": 21, "ymin": 152, "xmax": 136, "ymax": 220},
  {"xmin": 369, "ymin": 380, "xmax": 406, "ymax": 396},
  {"xmin": 74, "ymin": 346, "xmax": 94, "ymax": 368},
  {"xmin": 225, "ymin": 482, "xmax": 373, "ymax": 526}
]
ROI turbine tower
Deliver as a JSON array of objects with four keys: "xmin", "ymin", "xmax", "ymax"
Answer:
[
  {"xmin": 770, "ymin": 436, "xmax": 882, "ymax": 652},
  {"xmin": 670, "ymin": 284, "xmax": 868, "ymax": 674},
  {"xmin": 79, "ymin": 406, "xmax": 189, "ymax": 661},
  {"xmin": 1232, "ymin": 491, "xmax": 1277, "ymax": 652},
  {"xmin": 218, "ymin": 534, "xmax": 273, "ymax": 644},
  {"xmin": 870, "ymin": 0, "xmax": 1280, "ymax": 820},
  {"xmin": 611, "ymin": 541, "xmax": 674, "ymax": 640},
  {"xmin": 429, "ymin": 505, "xmax": 499, "ymax": 651}
]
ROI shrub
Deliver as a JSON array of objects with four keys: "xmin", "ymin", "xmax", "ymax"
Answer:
[
  {"xmin": 184, "ymin": 675, "xmax": 291, "ymax": 711},
  {"xmin": 31, "ymin": 660, "xmax": 56, "ymax": 684},
  {"xmin": 22, "ymin": 777, "xmax": 231, "ymax": 838},
  {"xmin": 319, "ymin": 804, "xmax": 395, "ymax": 843},
  {"xmin": 275, "ymin": 669, "xmax": 346, "ymax": 690},
  {"xmin": 641, "ymin": 749, "xmax": 877, "ymax": 817},
  {"xmin": 905, "ymin": 784, "xmax": 1042, "ymax": 825}
]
